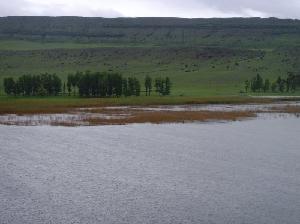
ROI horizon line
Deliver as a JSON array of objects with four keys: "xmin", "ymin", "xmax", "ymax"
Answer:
[{"xmin": 0, "ymin": 16, "xmax": 299, "ymax": 20}]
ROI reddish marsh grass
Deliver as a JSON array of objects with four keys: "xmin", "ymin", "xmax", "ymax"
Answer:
[{"xmin": 83, "ymin": 110, "xmax": 256, "ymax": 125}]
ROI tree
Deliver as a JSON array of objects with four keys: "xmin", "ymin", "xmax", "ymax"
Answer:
[
  {"xmin": 271, "ymin": 82, "xmax": 277, "ymax": 92},
  {"xmin": 122, "ymin": 78, "xmax": 129, "ymax": 97},
  {"xmin": 277, "ymin": 76, "xmax": 285, "ymax": 92},
  {"xmin": 244, "ymin": 80, "xmax": 250, "ymax": 92},
  {"xmin": 113, "ymin": 73, "xmax": 123, "ymax": 97},
  {"xmin": 263, "ymin": 79, "xmax": 270, "ymax": 92},
  {"xmin": 99, "ymin": 73, "xmax": 108, "ymax": 97},
  {"xmin": 67, "ymin": 75, "xmax": 72, "ymax": 96},
  {"xmin": 250, "ymin": 78, "xmax": 256, "ymax": 92},
  {"xmin": 164, "ymin": 77, "xmax": 171, "ymax": 95},
  {"xmin": 37, "ymin": 86, "xmax": 47, "ymax": 96},
  {"xmin": 154, "ymin": 77, "xmax": 171, "ymax": 96},
  {"xmin": 52, "ymin": 74, "xmax": 62, "ymax": 96},
  {"xmin": 144, "ymin": 75, "xmax": 152, "ymax": 96},
  {"xmin": 4, "ymin": 73, "xmax": 62, "ymax": 96},
  {"xmin": 155, "ymin": 77, "xmax": 163, "ymax": 95},
  {"xmin": 3, "ymin": 78, "xmax": 16, "ymax": 95},
  {"xmin": 63, "ymin": 82, "xmax": 66, "ymax": 96},
  {"xmin": 128, "ymin": 77, "xmax": 135, "ymax": 96},
  {"xmin": 256, "ymin": 74, "xmax": 264, "ymax": 92},
  {"xmin": 134, "ymin": 78, "xmax": 141, "ymax": 96},
  {"xmin": 287, "ymin": 72, "xmax": 296, "ymax": 92},
  {"xmin": 3, "ymin": 71, "xmax": 151, "ymax": 98}
]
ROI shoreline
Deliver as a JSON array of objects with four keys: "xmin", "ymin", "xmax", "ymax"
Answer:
[
  {"xmin": 0, "ymin": 99, "xmax": 299, "ymax": 126},
  {"xmin": 1, "ymin": 95, "xmax": 300, "ymax": 115}
]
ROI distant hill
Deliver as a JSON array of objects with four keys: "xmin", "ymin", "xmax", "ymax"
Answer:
[{"xmin": 1, "ymin": 17, "xmax": 300, "ymax": 47}]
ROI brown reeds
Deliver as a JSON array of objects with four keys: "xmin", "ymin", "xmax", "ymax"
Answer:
[{"xmin": 83, "ymin": 110, "xmax": 256, "ymax": 126}]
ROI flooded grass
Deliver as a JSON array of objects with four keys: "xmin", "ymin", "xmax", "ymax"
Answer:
[
  {"xmin": 0, "ymin": 101, "xmax": 299, "ymax": 126},
  {"xmin": 0, "ymin": 96, "xmax": 277, "ymax": 115}
]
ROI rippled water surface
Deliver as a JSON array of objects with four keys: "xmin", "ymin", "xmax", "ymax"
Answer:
[{"xmin": 1, "ymin": 116, "xmax": 300, "ymax": 224}]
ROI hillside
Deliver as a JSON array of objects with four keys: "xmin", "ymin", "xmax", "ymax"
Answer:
[
  {"xmin": 0, "ymin": 17, "xmax": 299, "ymax": 96},
  {"xmin": 1, "ymin": 17, "xmax": 300, "ymax": 47}
]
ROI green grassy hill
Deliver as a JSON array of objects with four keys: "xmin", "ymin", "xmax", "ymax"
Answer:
[{"xmin": 0, "ymin": 17, "xmax": 299, "ymax": 96}]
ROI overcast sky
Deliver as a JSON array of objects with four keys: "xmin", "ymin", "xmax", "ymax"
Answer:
[{"xmin": 1, "ymin": 0, "xmax": 300, "ymax": 19}]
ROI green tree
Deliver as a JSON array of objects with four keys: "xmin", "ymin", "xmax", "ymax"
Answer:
[
  {"xmin": 155, "ymin": 77, "xmax": 163, "ymax": 95},
  {"xmin": 244, "ymin": 80, "xmax": 250, "ymax": 92},
  {"xmin": 164, "ymin": 77, "xmax": 171, "ymax": 95},
  {"xmin": 128, "ymin": 77, "xmax": 135, "ymax": 96},
  {"xmin": 286, "ymin": 72, "xmax": 296, "ymax": 92},
  {"xmin": 122, "ymin": 78, "xmax": 129, "ymax": 97},
  {"xmin": 263, "ymin": 79, "xmax": 270, "ymax": 92},
  {"xmin": 63, "ymin": 82, "xmax": 66, "ymax": 96},
  {"xmin": 277, "ymin": 76, "xmax": 285, "ymax": 92},
  {"xmin": 37, "ymin": 86, "xmax": 47, "ymax": 96},
  {"xmin": 256, "ymin": 74, "xmax": 264, "ymax": 92},
  {"xmin": 134, "ymin": 78, "xmax": 141, "ymax": 96},
  {"xmin": 67, "ymin": 75, "xmax": 72, "ymax": 96},
  {"xmin": 271, "ymin": 82, "xmax": 277, "ymax": 92},
  {"xmin": 144, "ymin": 75, "xmax": 152, "ymax": 96},
  {"xmin": 3, "ymin": 78, "xmax": 16, "ymax": 95}
]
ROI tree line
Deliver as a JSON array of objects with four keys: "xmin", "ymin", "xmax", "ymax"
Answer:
[
  {"xmin": 67, "ymin": 72, "xmax": 140, "ymax": 97},
  {"xmin": 66, "ymin": 72, "xmax": 171, "ymax": 97},
  {"xmin": 3, "ymin": 71, "xmax": 172, "ymax": 97},
  {"xmin": 144, "ymin": 75, "xmax": 171, "ymax": 96},
  {"xmin": 3, "ymin": 73, "xmax": 61, "ymax": 96},
  {"xmin": 244, "ymin": 73, "xmax": 300, "ymax": 93}
]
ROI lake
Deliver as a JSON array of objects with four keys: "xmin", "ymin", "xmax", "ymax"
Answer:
[{"xmin": 0, "ymin": 114, "xmax": 300, "ymax": 223}]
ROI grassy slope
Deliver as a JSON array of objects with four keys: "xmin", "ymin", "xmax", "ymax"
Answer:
[
  {"xmin": 0, "ymin": 40, "xmax": 156, "ymax": 51},
  {"xmin": 0, "ymin": 17, "xmax": 299, "ymax": 97},
  {"xmin": 0, "ymin": 41, "xmax": 299, "ymax": 96}
]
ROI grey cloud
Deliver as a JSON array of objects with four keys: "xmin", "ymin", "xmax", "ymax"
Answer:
[
  {"xmin": 0, "ymin": 0, "xmax": 29, "ymax": 16},
  {"xmin": 0, "ymin": 0, "xmax": 124, "ymax": 17},
  {"xmin": 194, "ymin": 0, "xmax": 300, "ymax": 18},
  {"xmin": 0, "ymin": 0, "xmax": 299, "ymax": 19}
]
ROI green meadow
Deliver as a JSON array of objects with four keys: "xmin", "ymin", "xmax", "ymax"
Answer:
[{"xmin": 0, "ymin": 17, "xmax": 299, "ymax": 97}]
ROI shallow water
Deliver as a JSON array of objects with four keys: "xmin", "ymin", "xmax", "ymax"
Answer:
[
  {"xmin": 81, "ymin": 101, "xmax": 300, "ymax": 112},
  {"xmin": 132, "ymin": 101, "xmax": 300, "ymax": 112},
  {"xmin": 0, "ymin": 101, "xmax": 299, "ymax": 126},
  {"xmin": 1, "ymin": 116, "xmax": 300, "ymax": 224}
]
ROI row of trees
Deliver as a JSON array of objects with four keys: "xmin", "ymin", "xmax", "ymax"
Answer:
[
  {"xmin": 144, "ymin": 75, "xmax": 171, "ymax": 96},
  {"xmin": 67, "ymin": 72, "xmax": 171, "ymax": 97},
  {"xmin": 244, "ymin": 73, "xmax": 300, "ymax": 93},
  {"xmin": 3, "ymin": 73, "xmax": 61, "ymax": 96},
  {"xmin": 67, "ymin": 72, "xmax": 141, "ymax": 97},
  {"xmin": 3, "ymin": 71, "xmax": 172, "ymax": 97}
]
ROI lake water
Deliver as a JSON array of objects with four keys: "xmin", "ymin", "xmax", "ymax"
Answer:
[{"xmin": 0, "ymin": 115, "xmax": 300, "ymax": 224}]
